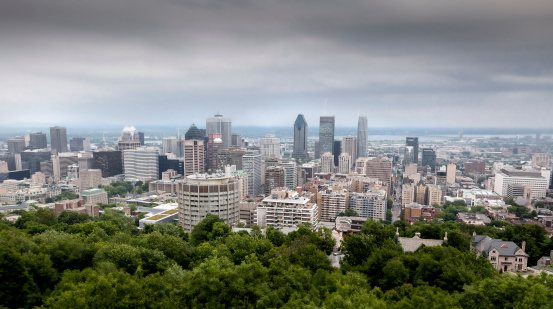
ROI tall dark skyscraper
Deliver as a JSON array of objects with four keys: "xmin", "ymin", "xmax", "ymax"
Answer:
[
  {"xmin": 293, "ymin": 114, "xmax": 308, "ymax": 161},
  {"xmin": 357, "ymin": 114, "xmax": 368, "ymax": 158},
  {"xmin": 333, "ymin": 140, "xmax": 341, "ymax": 167},
  {"xmin": 50, "ymin": 126, "xmax": 68, "ymax": 154},
  {"xmin": 319, "ymin": 116, "xmax": 335, "ymax": 155},
  {"xmin": 29, "ymin": 132, "xmax": 48, "ymax": 149},
  {"xmin": 405, "ymin": 137, "xmax": 419, "ymax": 164},
  {"xmin": 21, "ymin": 151, "xmax": 51, "ymax": 175},
  {"xmin": 93, "ymin": 151, "xmax": 123, "ymax": 177},
  {"xmin": 185, "ymin": 124, "xmax": 205, "ymax": 140},
  {"xmin": 138, "ymin": 132, "xmax": 145, "ymax": 145},
  {"xmin": 421, "ymin": 148, "xmax": 436, "ymax": 172},
  {"xmin": 7, "ymin": 138, "xmax": 26, "ymax": 154}
]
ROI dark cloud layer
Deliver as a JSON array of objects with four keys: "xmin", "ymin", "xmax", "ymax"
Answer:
[{"xmin": 1, "ymin": 0, "xmax": 552, "ymax": 127}]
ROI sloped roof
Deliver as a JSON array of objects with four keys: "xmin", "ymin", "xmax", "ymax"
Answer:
[
  {"xmin": 398, "ymin": 236, "xmax": 444, "ymax": 252},
  {"xmin": 473, "ymin": 235, "xmax": 528, "ymax": 257}
]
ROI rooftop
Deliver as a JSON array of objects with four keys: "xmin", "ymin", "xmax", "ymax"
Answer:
[{"xmin": 81, "ymin": 189, "xmax": 106, "ymax": 196}]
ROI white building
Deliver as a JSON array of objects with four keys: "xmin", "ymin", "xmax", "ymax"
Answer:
[
  {"xmin": 320, "ymin": 152, "xmax": 334, "ymax": 173},
  {"xmin": 281, "ymin": 161, "xmax": 298, "ymax": 190},
  {"xmin": 242, "ymin": 152, "xmax": 262, "ymax": 195},
  {"xmin": 342, "ymin": 135, "xmax": 357, "ymax": 160},
  {"xmin": 349, "ymin": 190, "xmax": 387, "ymax": 221},
  {"xmin": 338, "ymin": 153, "xmax": 352, "ymax": 174},
  {"xmin": 260, "ymin": 134, "xmax": 281, "ymax": 159},
  {"xmin": 255, "ymin": 189, "xmax": 318, "ymax": 229},
  {"xmin": 123, "ymin": 147, "xmax": 159, "ymax": 181},
  {"xmin": 494, "ymin": 169, "xmax": 549, "ymax": 199}
]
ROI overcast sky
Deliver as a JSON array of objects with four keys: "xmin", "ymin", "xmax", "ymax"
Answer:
[{"xmin": 1, "ymin": 0, "xmax": 553, "ymax": 128}]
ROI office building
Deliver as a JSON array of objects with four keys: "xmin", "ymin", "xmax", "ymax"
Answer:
[
  {"xmin": 405, "ymin": 137, "xmax": 419, "ymax": 164},
  {"xmin": 357, "ymin": 114, "xmax": 368, "ymax": 158},
  {"xmin": 260, "ymin": 134, "xmax": 281, "ymax": 159},
  {"xmin": 415, "ymin": 182, "xmax": 427, "ymax": 205},
  {"xmin": 67, "ymin": 164, "xmax": 79, "ymax": 180},
  {"xmin": 81, "ymin": 188, "xmax": 109, "ymax": 205},
  {"xmin": 7, "ymin": 138, "xmax": 26, "ymax": 154},
  {"xmin": 338, "ymin": 153, "xmax": 352, "ymax": 174},
  {"xmin": 29, "ymin": 133, "xmax": 47, "ymax": 149},
  {"xmin": 333, "ymin": 140, "xmax": 341, "ymax": 167},
  {"xmin": 532, "ymin": 153, "xmax": 549, "ymax": 169},
  {"xmin": 50, "ymin": 126, "xmax": 68, "ymax": 154},
  {"xmin": 264, "ymin": 166, "xmax": 284, "ymax": 196},
  {"xmin": 320, "ymin": 152, "xmax": 334, "ymax": 173},
  {"xmin": 183, "ymin": 140, "xmax": 205, "ymax": 176},
  {"xmin": 426, "ymin": 184, "xmax": 443, "ymax": 206},
  {"xmin": 217, "ymin": 148, "xmax": 246, "ymax": 171},
  {"xmin": 69, "ymin": 137, "xmax": 91, "ymax": 152},
  {"xmin": 314, "ymin": 140, "xmax": 320, "ymax": 159},
  {"xmin": 93, "ymin": 151, "xmax": 123, "ymax": 177},
  {"xmin": 162, "ymin": 137, "xmax": 178, "ymax": 155},
  {"xmin": 319, "ymin": 116, "xmax": 335, "ymax": 155},
  {"xmin": 177, "ymin": 174, "xmax": 240, "ymax": 231},
  {"xmin": 405, "ymin": 163, "xmax": 418, "ymax": 177},
  {"xmin": 206, "ymin": 114, "xmax": 232, "ymax": 149},
  {"xmin": 494, "ymin": 169, "xmax": 549, "ymax": 199},
  {"xmin": 404, "ymin": 146, "xmax": 415, "ymax": 166},
  {"xmin": 185, "ymin": 124, "xmax": 205, "ymax": 141},
  {"xmin": 231, "ymin": 133, "xmax": 242, "ymax": 148},
  {"xmin": 242, "ymin": 152, "xmax": 262, "ymax": 195},
  {"xmin": 138, "ymin": 132, "xmax": 145, "ymax": 145},
  {"xmin": 117, "ymin": 126, "xmax": 141, "ymax": 151},
  {"xmin": 123, "ymin": 147, "xmax": 159, "ymax": 180},
  {"xmin": 402, "ymin": 184, "xmax": 415, "ymax": 206},
  {"xmin": 79, "ymin": 169, "xmax": 102, "ymax": 191},
  {"xmin": 421, "ymin": 148, "xmax": 436, "ymax": 172},
  {"xmin": 0, "ymin": 161, "xmax": 8, "ymax": 173},
  {"xmin": 350, "ymin": 190, "xmax": 387, "ymax": 221},
  {"xmin": 436, "ymin": 171, "xmax": 448, "ymax": 197},
  {"xmin": 20, "ymin": 150, "xmax": 51, "ymax": 175},
  {"xmin": 292, "ymin": 114, "xmax": 308, "ymax": 161},
  {"xmin": 207, "ymin": 134, "xmax": 224, "ymax": 172},
  {"xmin": 447, "ymin": 163, "xmax": 457, "ymax": 184},
  {"xmin": 342, "ymin": 135, "xmax": 357, "ymax": 161},
  {"xmin": 281, "ymin": 160, "xmax": 298, "ymax": 190},
  {"xmin": 365, "ymin": 158, "xmax": 392, "ymax": 184}
]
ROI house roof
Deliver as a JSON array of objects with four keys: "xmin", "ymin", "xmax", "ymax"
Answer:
[
  {"xmin": 398, "ymin": 236, "xmax": 444, "ymax": 252},
  {"xmin": 473, "ymin": 235, "xmax": 528, "ymax": 257}
]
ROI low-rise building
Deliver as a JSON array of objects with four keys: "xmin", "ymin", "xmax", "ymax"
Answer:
[
  {"xmin": 81, "ymin": 188, "xmax": 109, "ymax": 205},
  {"xmin": 456, "ymin": 212, "xmax": 491, "ymax": 225},
  {"xmin": 472, "ymin": 235, "xmax": 529, "ymax": 272}
]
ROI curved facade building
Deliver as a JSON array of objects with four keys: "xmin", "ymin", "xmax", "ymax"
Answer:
[{"xmin": 177, "ymin": 174, "xmax": 240, "ymax": 231}]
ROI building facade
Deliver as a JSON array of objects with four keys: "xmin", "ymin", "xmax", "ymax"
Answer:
[
  {"xmin": 50, "ymin": 126, "xmax": 68, "ymax": 154},
  {"xmin": 319, "ymin": 116, "xmax": 335, "ymax": 155},
  {"xmin": 292, "ymin": 114, "xmax": 308, "ymax": 161},
  {"xmin": 357, "ymin": 114, "xmax": 368, "ymax": 158},
  {"xmin": 123, "ymin": 147, "xmax": 159, "ymax": 180},
  {"xmin": 206, "ymin": 114, "xmax": 232, "ymax": 149}
]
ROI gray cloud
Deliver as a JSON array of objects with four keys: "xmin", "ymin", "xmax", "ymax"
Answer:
[{"xmin": 0, "ymin": 0, "xmax": 552, "ymax": 127}]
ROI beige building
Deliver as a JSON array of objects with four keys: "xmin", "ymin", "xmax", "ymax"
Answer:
[
  {"xmin": 426, "ymin": 184, "xmax": 443, "ymax": 206},
  {"xmin": 177, "ymin": 174, "xmax": 240, "ymax": 231},
  {"xmin": 402, "ymin": 184, "xmax": 415, "ymax": 206},
  {"xmin": 183, "ymin": 140, "xmax": 205, "ymax": 176},
  {"xmin": 365, "ymin": 158, "xmax": 392, "ymax": 196},
  {"xmin": 318, "ymin": 190, "xmax": 349, "ymax": 221},
  {"xmin": 31, "ymin": 172, "xmax": 46, "ymax": 185},
  {"xmin": 320, "ymin": 152, "xmax": 334, "ymax": 173},
  {"xmin": 81, "ymin": 188, "xmax": 109, "ymax": 205},
  {"xmin": 404, "ymin": 163, "xmax": 418, "ymax": 177},
  {"xmin": 0, "ymin": 161, "xmax": 8, "ymax": 173},
  {"xmin": 532, "ymin": 153, "xmax": 549, "ymax": 169},
  {"xmin": 342, "ymin": 135, "xmax": 357, "ymax": 160},
  {"xmin": 415, "ymin": 182, "xmax": 427, "ymax": 205},
  {"xmin": 447, "ymin": 163, "xmax": 457, "ymax": 184},
  {"xmin": 473, "ymin": 235, "xmax": 528, "ymax": 272},
  {"xmin": 255, "ymin": 189, "xmax": 318, "ymax": 229},
  {"xmin": 79, "ymin": 169, "xmax": 102, "ymax": 191},
  {"xmin": 355, "ymin": 157, "xmax": 370, "ymax": 175}
]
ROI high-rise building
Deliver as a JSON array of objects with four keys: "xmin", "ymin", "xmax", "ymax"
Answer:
[
  {"xmin": 402, "ymin": 184, "xmax": 415, "ymax": 206},
  {"xmin": 79, "ymin": 169, "xmax": 102, "ymax": 191},
  {"xmin": 231, "ymin": 133, "xmax": 242, "ymax": 148},
  {"xmin": 242, "ymin": 152, "xmax": 262, "ymax": 196},
  {"xmin": 206, "ymin": 114, "xmax": 232, "ymax": 149},
  {"xmin": 342, "ymin": 135, "xmax": 357, "ymax": 161},
  {"xmin": 314, "ymin": 140, "xmax": 320, "ymax": 160},
  {"xmin": 162, "ymin": 137, "xmax": 178, "ymax": 154},
  {"xmin": 7, "ymin": 138, "xmax": 26, "ymax": 154},
  {"xmin": 421, "ymin": 148, "xmax": 436, "ymax": 172},
  {"xmin": 318, "ymin": 191, "xmax": 349, "ymax": 222},
  {"xmin": 357, "ymin": 114, "xmax": 368, "ymax": 158},
  {"xmin": 255, "ymin": 189, "xmax": 318, "ymax": 229},
  {"xmin": 365, "ymin": 158, "xmax": 392, "ymax": 184},
  {"xmin": 292, "ymin": 114, "xmax": 308, "ymax": 161},
  {"xmin": 207, "ymin": 134, "xmax": 224, "ymax": 173},
  {"xmin": 50, "ymin": 126, "xmax": 68, "ymax": 154},
  {"xmin": 436, "ymin": 171, "xmax": 447, "ymax": 197},
  {"xmin": 117, "ymin": 126, "xmax": 141, "ymax": 151},
  {"xmin": 532, "ymin": 153, "xmax": 549, "ymax": 168},
  {"xmin": 185, "ymin": 124, "xmax": 205, "ymax": 141},
  {"xmin": 405, "ymin": 137, "xmax": 419, "ymax": 164},
  {"xmin": 217, "ymin": 148, "xmax": 246, "ymax": 171},
  {"xmin": 426, "ymin": 184, "xmax": 443, "ymax": 206},
  {"xmin": 320, "ymin": 152, "xmax": 335, "ymax": 173},
  {"xmin": 183, "ymin": 140, "xmax": 205, "ymax": 176},
  {"xmin": 29, "ymin": 133, "xmax": 47, "ymax": 150},
  {"xmin": 93, "ymin": 151, "xmax": 123, "ymax": 177},
  {"xmin": 69, "ymin": 137, "xmax": 91, "ymax": 152},
  {"xmin": 404, "ymin": 146, "xmax": 415, "ymax": 166},
  {"xmin": 350, "ymin": 191, "xmax": 387, "ymax": 221},
  {"xmin": 138, "ymin": 132, "xmax": 145, "ymax": 145},
  {"xmin": 494, "ymin": 169, "xmax": 549, "ymax": 199},
  {"xmin": 264, "ymin": 166, "xmax": 284, "ymax": 196},
  {"xmin": 123, "ymin": 147, "xmax": 159, "ymax": 180},
  {"xmin": 319, "ymin": 116, "xmax": 335, "ymax": 155},
  {"xmin": 447, "ymin": 163, "xmax": 457, "ymax": 184},
  {"xmin": 333, "ymin": 140, "xmax": 341, "ymax": 167},
  {"xmin": 20, "ymin": 150, "xmax": 51, "ymax": 175},
  {"xmin": 338, "ymin": 153, "xmax": 352, "ymax": 174},
  {"xmin": 281, "ymin": 161, "xmax": 298, "ymax": 190},
  {"xmin": 260, "ymin": 134, "xmax": 281, "ymax": 159},
  {"xmin": 177, "ymin": 174, "xmax": 240, "ymax": 231}
]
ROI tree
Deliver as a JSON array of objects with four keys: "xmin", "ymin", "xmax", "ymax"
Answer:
[
  {"xmin": 58, "ymin": 211, "xmax": 90, "ymax": 225},
  {"xmin": 339, "ymin": 209, "xmax": 359, "ymax": 217},
  {"xmin": 190, "ymin": 214, "xmax": 225, "ymax": 246},
  {"xmin": 36, "ymin": 207, "xmax": 58, "ymax": 226},
  {"xmin": 0, "ymin": 247, "xmax": 39, "ymax": 308}
]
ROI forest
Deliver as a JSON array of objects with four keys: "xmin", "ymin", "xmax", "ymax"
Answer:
[{"xmin": 1, "ymin": 207, "xmax": 553, "ymax": 308}]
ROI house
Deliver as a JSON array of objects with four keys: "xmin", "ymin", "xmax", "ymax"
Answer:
[
  {"xmin": 536, "ymin": 250, "xmax": 553, "ymax": 267},
  {"xmin": 472, "ymin": 234, "xmax": 528, "ymax": 272},
  {"xmin": 397, "ymin": 229, "xmax": 447, "ymax": 252}
]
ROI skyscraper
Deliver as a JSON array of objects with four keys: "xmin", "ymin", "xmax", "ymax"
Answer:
[
  {"xmin": 207, "ymin": 134, "xmax": 224, "ymax": 172},
  {"xmin": 405, "ymin": 137, "xmax": 419, "ymax": 164},
  {"xmin": 50, "ymin": 126, "xmax": 68, "ymax": 154},
  {"xmin": 242, "ymin": 152, "xmax": 262, "ymax": 196},
  {"xmin": 29, "ymin": 132, "xmax": 48, "ymax": 150},
  {"xmin": 206, "ymin": 114, "xmax": 232, "ymax": 149},
  {"xmin": 319, "ymin": 116, "xmax": 335, "ymax": 155},
  {"xmin": 7, "ymin": 138, "xmax": 26, "ymax": 154},
  {"xmin": 320, "ymin": 152, "xmax": 334, "ymax": 173},
  {"xmin": 231, "ymin": 133, "xmax": 242, "ymax": 148},
  {"xmin": 421, "ymin": 148, "xmax": 436, "ymax": 172},
  {"xmin": 357, "ymin": 114, "xmax": 368, "ymax": 158},
  {"xmin": 333, "ymin": 140, "xmax": 341, "ymax": 167},
  {"xmin": 117, "ymin": 126, "xmax": 141, "ymax": 151},
  {"xmin": 69, "ymin": 137, "xmax": 91, "ymax": 152},
  {"xmin": 93, "ymin": 151, "xmax": 123, "ymax": 177},
  {"xmin": 260, "ymin": 134, "xmax": 281, "ymax": 159},
  {"xmin": 185, "ymin": 124, "xmax": 205, "ymax": 140},
  {"xmin": 123, "ymin": 147, "xmax": 159, "ymax": 180},
  {"xmin": 183, "ymin": 140, "xmax": 205, "ymax": 176},
  {"xmin": 292, "ymin": 114, "xmax": 308, "ymax": 161},
  {"xmin": 342, "ymin": 135, "xmax": 357, "ymax": 161}
]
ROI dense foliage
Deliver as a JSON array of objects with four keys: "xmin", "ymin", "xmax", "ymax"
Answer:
[{"xmin": 0, "ymin": 210, "xmax": 552, "ymax": 308}]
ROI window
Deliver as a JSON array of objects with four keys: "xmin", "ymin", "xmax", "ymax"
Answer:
[
  {"xmin": 505, "ymin": 257, "xmax": 508, "ymax": 261},
  {"xmin": 490, "ymin": 256, "xmax": 496, "ymax": 261}
]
